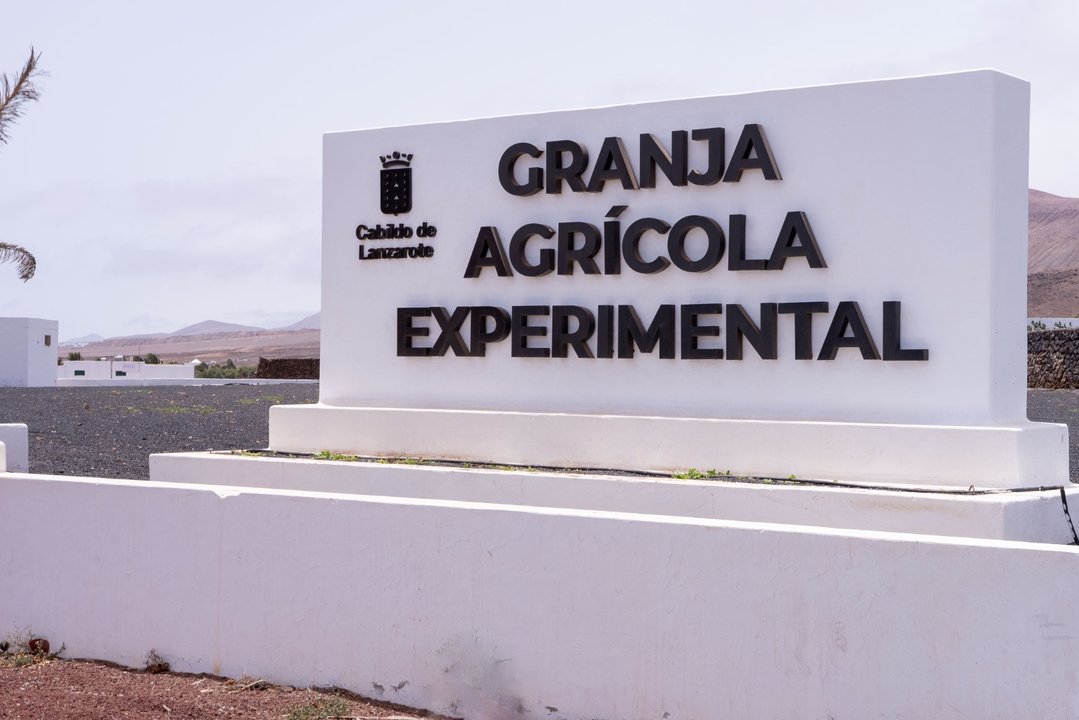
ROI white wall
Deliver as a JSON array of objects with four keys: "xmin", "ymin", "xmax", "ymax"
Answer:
[
  {"xmin": 0, "ymin": 317, "xmax": 57, "ymax": 387},
  {"xmin": 0, "ymin": 424, "xmax": 29, "ymax": 472},
  {"xmin": 3, "ymin": 472, "xmax": 1079, "ymax": 719},
  {"xmin": 59, "ymin": 360, "xmax": 194, "ymax": 380},
  {"xmin": 150, "ymin": 451, "xmax": 1079, "ymax": 544}
]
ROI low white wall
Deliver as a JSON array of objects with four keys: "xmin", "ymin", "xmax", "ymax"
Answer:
[
  {"xmin": 59, "ymin": 360, "xmax": 195, "ymax": 380},
  {"xmin": 0, "ymin": 423, "xmax": 28, "ymax": 472},
  {"xmin": 151, "ymin": 452, "xmax": 1079, "ymax": 544},
  {"xmin": 56, "ymin": 378, "xmax": 317, "ymax": 387},
  {"xmin": 3, "ymin": 472, "xmax": 1079, "ymax": 718}
]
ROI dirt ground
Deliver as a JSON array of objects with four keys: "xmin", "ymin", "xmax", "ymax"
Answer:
[{"xmin": 0, "ymin": 655, "xmax": 447, "ymax": 720}]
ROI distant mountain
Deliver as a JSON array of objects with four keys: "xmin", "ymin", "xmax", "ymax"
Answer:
[
  {"xmin": 1029, "ymin": 190, "xmax": 1079, "ymax": 274},
  {"xmin": 61, "ymin": 333, "xmax": 105, "ymax": 345},
  {"xmin": 1029, "ymin": 189, "xmax": 1079, "ymax": 317},
  {"xmin": 279, "ymin": 312, "xmax": 320, "ymax": 331},
  {"xmin": 170, "ymin": 320, "xmax": 265, "ymax": 336}
]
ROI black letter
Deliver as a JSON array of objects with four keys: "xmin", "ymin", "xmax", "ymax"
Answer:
[
  {"xmin": 552, "ymin": 306, "xmax": 596, "ymax": 358},
  {"xmin": 585, "ymin": 137, "xmax": 639, "ymax": 192},
  {"xmin": 397, "ymin": 308, "xmax": 432, "ymax": 357},
  {"xmin": 557, "ymin": 222, "xmax": 601, "ymax": 275},
  {"xmin": 431, "ymin": 307, "xmax": 472, "ymax": 357},
  {"xmin": 464, "ymin": 226, "xmax": 513, "ymax": 278},
  {"xmin": 470, "ymin": 306, "xmax": 511, "ymax": 357},
  {"xmin": 545, "ymin": 140, "xmax": 588, "ymax": 194},
  {"xmin": 681, "ymin": 304, "xmax": 723, "ymax": 359},
  {"xmin": 597, "ymin": 305, "xmax": 614, "ymax": 358},
  {"xmin": 722, "ymin": 123, "xmax": 781, "ymax": 182},
  {"xmin": 767, "ymin": 212, "xmax": 827, "ymax": 270},
  {"xmin": 778, "ymin": 302, "xmax": 829, "ymax": 360},
  {"xmin": 498, "ymin": 142, "xmax": 543, "ymax": 196},
  {"xmin": 622, "ymin": 218, "xmax": 671, "ymax": 274},
  {"xmin": 882, "ymin": 301, "xmax": 928, "ymax": 361},
  {"xmin": 618, "ymin": 305, "xmax": 676, "ymax": 358},
  {"xmin": 639, "ymin": 131, "xmax": 688, "ymax": 188},
  {"xmin": 509, "ymin": 223, "xmax": 556, "ymax": 277},
  {"xmin": 727, "ymin": 214, "xmax": 768, "ymax": 271},
  {"xmin": 688, "ymin": 127, "xmax": 725, "ymax": 185},
  {"xmin": 667, "ymin": 215, "xmax": 724, "ymax": 273},
  {"xmin": 818, "ymin": 301, "xmax": 880, "ymax": 360},
  {"xmin": 726, "ymin": 304, "xmax": 778, "ymax": 360},
  {"xmin": 511, "ymin": 306, "xmax": 551, "ymax": 358}
]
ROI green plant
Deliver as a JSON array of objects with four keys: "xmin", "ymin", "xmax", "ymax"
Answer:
[
  {"xmin": 314, "ymin": 450, "xmax": 359, "ymax": 462},
  {"xmin": 143, "ymin": 352, "xmax": 161, "ymax": 364},
  {"xmin": 1028, "ymin": 320, "xmax": 1048, "ymax": 332},
  {"xmin": 672, "ymin": 468, "xmax": 720, "ymax": 480},
  {"xmin": 66, "ymin": 351, "xmax": 82, "ymax": 361},
  {"xmin": 286, "ymin": 698, "xmax": 349, "ymax": 720},
  {"xmin": 195, "ymin": 362, "xmax": 257, "ymax": 379},
  {"xmin": 0, "ymin": 630, "xmax": 63, "ymax": 668},
  {"xmin": 0, "ymin": 47, "xmax": 44, "ymax": 282}
]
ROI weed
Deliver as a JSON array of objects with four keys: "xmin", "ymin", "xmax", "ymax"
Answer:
[
  {"xmin": 263, "ymin": 394, "xmax": 285, "ymax": 404},
  {"xmin": 314, "ymin": 450, "xmax": 359, "ymax": 462},
  {"xmin": 237, "ymin": 398, "xmax": 258, "ymax": 405},
  {"xmin": 286, "ymin": 697, "xmax": 349, "ymax": 720},
  {"xmin": 0, "ymin": 630, "xmax": 63, "ymax": 668},
  {"xmin": 144, "ymin": 648, "xmax": 169, "ymax": 674},
  {"xmin": 672, "ymin": 468, "xmax": 720, "ymax": 480}
]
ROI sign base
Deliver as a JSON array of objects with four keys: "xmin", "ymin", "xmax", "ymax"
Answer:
[{"xmin": 269, "ymin": 404, "xmax": 1068, "ymax": 490}]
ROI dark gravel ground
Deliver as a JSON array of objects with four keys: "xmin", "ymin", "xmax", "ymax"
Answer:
[
  {"xmin": 1028, "ymin": 388, "xmax": 1079, "ymax": 481},
  {"xmin": 0, "ymin": 384, "xmax": 1076, "ymax": 481},
  {"xmin": 0, "ymin": 384, "xmax": 317, "ymax": 479}
]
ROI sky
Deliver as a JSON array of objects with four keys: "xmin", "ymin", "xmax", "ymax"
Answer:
[{"xmin": 0, "ymin": 0, "xmax": 1076, "ymax": 339}]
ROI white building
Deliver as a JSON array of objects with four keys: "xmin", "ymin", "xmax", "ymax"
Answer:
[
  {"xmin": 0, "ymin": 317, "xmax": 58, "ymax": 387},
  {"xmin": 59, "ymin": 359, "xmax": 195, "ymax": 381}
]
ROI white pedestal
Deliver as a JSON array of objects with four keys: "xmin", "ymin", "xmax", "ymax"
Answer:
[{"xmin": 269, "ymin": 404, "xmax": 1069, "ymax": 489}]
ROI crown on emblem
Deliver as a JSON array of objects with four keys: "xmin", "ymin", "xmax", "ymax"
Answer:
[{"xmin": 380, "ymin": 151, "xmax": 413, "ymax": 168}]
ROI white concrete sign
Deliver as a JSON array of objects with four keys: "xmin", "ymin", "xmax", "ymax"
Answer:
[{"xmin": 272, "ymin": 71, "xmax": 1068, "ymax": 487}]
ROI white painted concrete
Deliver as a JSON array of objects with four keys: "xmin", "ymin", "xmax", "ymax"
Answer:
[
  {"xmin": 291, "ymin": 69, "xmax": 1069, "ymax": 487},
  {"xmin": 55, "ymin": 377, "xmax": 317, "ymax": 387},
  {"xmin": 0, "ymin": 442, "xmax": 5, "ymax": 472},
  {"xmin": 59, "ymin": 359, "xmax": 195, "ymax": 381},
  {"xmin": 150, "ymin": 451, "xmax": 1079, "ymax": 543},
  {"xmin": 0, "ymin": 317, "xmax": 58, "ymax": 387},
  {"xmin": 4, "ymin": 472, "xmax": 1079, "ymax": 718},
  {"xmin": 270, "ymin": 403, "xmax": 1068, "ymax": 489},
  {"xmin": 0, "ymin": 423, "xmax": 29, "ymax": 472}
]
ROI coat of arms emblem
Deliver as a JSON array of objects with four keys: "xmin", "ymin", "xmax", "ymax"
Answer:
[{"xmin": 380, "ymin": 151, "xmax": 413, "ymax": 215}]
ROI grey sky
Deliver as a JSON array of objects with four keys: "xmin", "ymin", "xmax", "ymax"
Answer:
[{"xmin": 1, "ymin": 0, "xmax": 1075, "ymax": 338}]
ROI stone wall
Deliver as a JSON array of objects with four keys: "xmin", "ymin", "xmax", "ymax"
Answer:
[
  {"xmin": 255, "ymin": 357, "xmax": 319, "ymax": 380},
  {"xmin": 1028, "ymin": 329, "xmax": 1079, "ymax": 388}
]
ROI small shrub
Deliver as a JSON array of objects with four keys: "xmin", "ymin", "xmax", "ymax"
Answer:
[
  {"xmin": 144, "ymin": 352, "xmax": 161, "ymax": 364},
  {"xmin": 0, "ymin": 631, "xmax": 63, "ymax": 668},
  {"xmin": 144, "ymin": 648, "xmax": 169, "ymax": 674},
  {"xmin": 66, "ymin": 351, "xmax": 82, "ymax": 361},
  {"xmin": 195, "ymin": 362, "xmax": 256, "ymax": 379}
]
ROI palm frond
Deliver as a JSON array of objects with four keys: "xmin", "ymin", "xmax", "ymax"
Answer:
[
  {"xmin": 0, "ymin": 242, "xmax": 37, "ymax": 281},
  {"xmin": 0, "ymin": 47, "xmax": 43, "ymax": 147}
]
